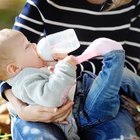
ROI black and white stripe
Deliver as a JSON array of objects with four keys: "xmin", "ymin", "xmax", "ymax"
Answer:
[{"xmin": 13, "ymin": 0, "xmax": 140, "ymax": 75}]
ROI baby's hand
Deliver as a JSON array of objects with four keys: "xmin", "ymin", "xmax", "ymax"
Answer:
[{"xmin": 63, "ymin": 55, "xmax": 77, "ymax": 68}]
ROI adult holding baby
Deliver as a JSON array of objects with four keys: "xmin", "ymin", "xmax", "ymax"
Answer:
[
  {"xmin": 0, "ymin": 29, "xmax": 140, "ymax": 140},
  {"xmin": 0, "ymin": 0, "xmax": 140, "ymax": 139}
]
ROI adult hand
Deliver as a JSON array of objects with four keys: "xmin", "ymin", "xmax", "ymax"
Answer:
[
  {"xmin": 19, "ymin": 99, "xmax": 73, "ymax": 123},
  {"xmin": 5, "ymin": 89, "xmax": 73, "ymax": 123}
]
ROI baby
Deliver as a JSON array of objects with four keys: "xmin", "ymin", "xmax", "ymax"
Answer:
[{"xmin": 0, "ymin": 29, "xmax": 139, "ymax": 139}]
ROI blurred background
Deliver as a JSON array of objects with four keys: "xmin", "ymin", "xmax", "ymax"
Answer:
[
  {"xmin": 0, "ymin": 0, "xmax": 26, "ymax": 29},
  {"xmin": 0, "ymin": 0, "xmax": 26, "ymax": 138}
]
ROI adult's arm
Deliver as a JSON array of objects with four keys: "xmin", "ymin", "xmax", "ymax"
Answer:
[
  {"xmin": 124, "ymin": 3, "xmax": 140, "ymax": 75},
  {"xmin": 1, "ymin": 88, "xmax": 73, "ymax": 123},
  {"xmin": 0, "ymin": 81, "xmax": 11, "ymax": 101},
  {"xmin": 13, "ymin": 0, "xmax": 44, "ymax": 43}
]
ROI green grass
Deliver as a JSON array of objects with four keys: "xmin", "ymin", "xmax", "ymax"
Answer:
[{"xmin": 0, "ymin": 0, "xmax": 26, "ymax": 29}]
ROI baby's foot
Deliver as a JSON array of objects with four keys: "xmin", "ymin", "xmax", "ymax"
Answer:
[{"xmin": 83, "ymin": 37, "xmax": 123, "ymax": 56}]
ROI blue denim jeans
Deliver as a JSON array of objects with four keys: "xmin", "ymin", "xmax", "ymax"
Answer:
[
  {"xmin": 73, "ymin": 50, "xmax": 125, "ymax": 128},
  {"xmin": 78, "ymin": 108, "xmax": 137, "ymax": 140},
  {"xmin": 121, "ymin": 68, "xmax": 140, "ymax": 103},
  {"xmin": 11, "ymin": 115, "xmax": 67, "ymax": 140},
  {"xmin": 73, "ymin": 51, "xmax": 139, "ymax": 139}
]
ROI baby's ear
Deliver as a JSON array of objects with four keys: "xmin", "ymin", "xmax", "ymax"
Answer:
[{"xmin": 6, "ymin": 63, "xmax": 21, "ymax": 75}]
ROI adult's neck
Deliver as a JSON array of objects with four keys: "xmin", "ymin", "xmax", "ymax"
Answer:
[{"xmin": 86, "ymin": 0, "xmax": 107, "ymax": 4}]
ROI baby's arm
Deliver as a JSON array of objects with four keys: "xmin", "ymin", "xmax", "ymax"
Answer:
[
  {"xmin": 12, "ymin": 55, "xmax": 77, "ymax": 108},
  {"xmin": 44, "ymin": 55, "xmax": 77, "ymax": 106}
]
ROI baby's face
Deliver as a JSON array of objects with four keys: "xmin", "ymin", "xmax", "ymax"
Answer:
[{"xmin": 13, "ymin": 32, "xmax": 46, "ymax": 69}]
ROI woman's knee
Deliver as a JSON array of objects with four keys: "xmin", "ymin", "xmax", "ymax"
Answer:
[
  {"xmin": 79, "ymin": 109, "xmax": 137, "ymax": 140},
  {"xmin": 11, "ymin": 116, "xmax": 67, "ymax": 140}
]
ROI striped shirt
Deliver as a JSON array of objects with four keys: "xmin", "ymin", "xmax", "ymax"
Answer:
[{"xmin": 13, "ymin": 0, "xmax": 140, "ymax": 76}]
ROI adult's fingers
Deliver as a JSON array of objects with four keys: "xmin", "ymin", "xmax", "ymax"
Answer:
[{"xmin": 51, "ymin": 100, "xmax": 73, "ymax": 122}]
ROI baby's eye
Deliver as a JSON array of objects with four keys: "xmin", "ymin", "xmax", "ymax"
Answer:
[
  {"xmin": 25, "ymin": 42, "xmax": 31, "ymax": 49},
  {"xmin": 25, "ymin": 44, "xmax": 30, "ymax": 49}
]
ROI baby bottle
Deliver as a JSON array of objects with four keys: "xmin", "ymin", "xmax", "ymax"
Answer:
[{"xmin": 37, "ymin": 29, "xmax": 80, "ymax": 61}]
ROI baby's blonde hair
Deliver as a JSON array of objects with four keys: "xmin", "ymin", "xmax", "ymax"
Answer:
[
  {"xmin": 106, "ymin": 0, "xmax": 132, "ymax": 11},
  {"xmin": 0, "ymin": 29, "xmax": 21, "ymax": 80}
]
